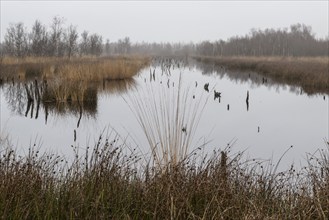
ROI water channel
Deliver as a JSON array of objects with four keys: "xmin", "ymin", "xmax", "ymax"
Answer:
[{"xmin": 0, "ymin": 58, "xmax": 328, "ymax": 169}]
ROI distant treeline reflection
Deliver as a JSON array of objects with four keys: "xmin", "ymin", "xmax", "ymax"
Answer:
[{"xmin": 194, "ymin": 60, "xmax": 304, "ymax": 94}]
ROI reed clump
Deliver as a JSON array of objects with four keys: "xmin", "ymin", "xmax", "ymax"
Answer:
[
  {"xmin": 0, "ymin": 56, "xmax": 149, "ymax": 81},
  {"xmin": 193, "ymin": 56, "xmax": 329, "ymax": 94},
  {"xmin": 0, "ymin": 56, "xmax": 149, "ymax": 103},
  {"xmin": 0, "ymin": 134, "xmax": 328, "ymax": 219},
  {"xmin": 126, "ymin": 74, "xmax": 208, "ymax": 167},
  {"xmin": 46, "ymin": 56, "xmax": 149, "ymax": 81}
]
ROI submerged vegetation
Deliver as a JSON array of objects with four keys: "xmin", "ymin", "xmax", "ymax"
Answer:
[{"xmin": 0, "ymin": 134, "xmax": 328, "ymax": 219}]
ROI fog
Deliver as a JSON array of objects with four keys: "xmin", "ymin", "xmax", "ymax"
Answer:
[{"xmin": 1, "ymin": 1, "xmax": 328, "ymax": 43}]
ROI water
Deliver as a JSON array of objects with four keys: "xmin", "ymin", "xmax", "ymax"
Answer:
[{"xmin": 0, "ymin": 58, "xmax": 328, "ymax": 169}]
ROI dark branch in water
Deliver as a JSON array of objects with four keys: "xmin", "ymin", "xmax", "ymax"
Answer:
[{"xmin": 204, "ymin": 83, "xmax": 209, "ymax": 92}]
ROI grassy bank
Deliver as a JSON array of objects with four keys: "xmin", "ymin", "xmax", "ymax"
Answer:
[
  {"xmin": 193, "ymin": 56, "xmax": 329, "ymax": 94},
  {"xmin": 0, "ymin": 135, "xmax": 328, "ymax": 219},
  {"xmin": 0, "ymin": 56, "xmax": 149, "ymax": 103},
  {"xmin": 0, "ymin": 56, "xmax": 149, "ymax": 81}
]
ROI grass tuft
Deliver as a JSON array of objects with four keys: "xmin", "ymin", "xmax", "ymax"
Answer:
[{"xmin": 126, "ymin": 73, "xmax": 208, "ymax": 167}]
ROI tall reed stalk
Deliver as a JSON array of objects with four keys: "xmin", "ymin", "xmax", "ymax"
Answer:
[{"xmin": 126, "ymin": 74, "xmax": 208, "ymax": 167}]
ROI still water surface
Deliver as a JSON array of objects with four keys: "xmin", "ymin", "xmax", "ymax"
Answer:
[{"xmin": 0, "ymin": 58, "xmax": 328, "ymax": 169}]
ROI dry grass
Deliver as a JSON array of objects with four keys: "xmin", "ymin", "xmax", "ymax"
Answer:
[
  {"xmin": 193, "ymin": 56, "xmax": 329, "ymax": 94},
  {"xmin": 0, "ymin": 56, "xmax": 149, "ymax": 80},
  {"xmin": 0, "ymin": 56, "xmax": 149, "ymax": 102},
  {"xmin": 0, "ymin": 133, "xmax": 328, "ymax": 219}
]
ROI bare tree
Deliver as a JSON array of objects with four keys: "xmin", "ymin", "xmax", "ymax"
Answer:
[
  {"xmin": 30, "ymin": 20, "xmax": 48, "ymax": 56},
  {"xmin": 123, "ymin": 37, "xmax": 131, "ymax": 54},
  {"xmin": 4, "ymin": 25, "xmax": 15, "ymax": 56},
  {"xmin": 89, "ymin": 33, "xmax": 102, "ymax": 56},
  {"xmin": 64, "ymin": 25, "xmax": 78, "ymax": 59},
  {"xmin": 4, "ymin": 23, "xmax": 28, "ymax": 57},
  {"xmin": 79, "ymin": 31, "xmax": 89, "ymax": 56},
  {"xmin": 116, "ymin": 37, "xmax": 131, "ymax": 54},
  {"xmin": 105, "ymin": 39, "xmax": 111, "ymax": 55},
  {"xmin": 49, "ymin": 16, "xmax": 65, "ymax": 57}
]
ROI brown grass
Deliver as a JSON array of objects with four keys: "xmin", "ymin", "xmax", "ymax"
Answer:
[
  {"xmin": 0, "ymin": 56, "xmax": 149, "ymax": 80},
  {"xmin": 0, "ymin": 133, "xmax": 328, "ymax": 219},
  {"xmin": 193, "ymin": 56, "xmax": 329, "ymax": 94},
  {"xmin": 0, "ymin": 56, "xmax": 149, "ymax": 102}
]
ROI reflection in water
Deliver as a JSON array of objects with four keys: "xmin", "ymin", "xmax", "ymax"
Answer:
[
  {"xmin": 100, "ymin": 78, "xmax": 136, "ymax": 96},
  {"xmin": 192, "ymin": 59, "xmax": 320, "ymax": 96},
  {"xmin": 3, "ymin": 82, "xmax": 26, "ymax": 115},
  {"xmin": 2, "ymin": 78, "xmax": 136, "ymax": 126},
  {"xmin": 246, "ymin": 91, "xmax": 249, "ymax": 111},
  {"xmin": 0, "ymin": 57, "xmax": 327, "ymax": 170}
]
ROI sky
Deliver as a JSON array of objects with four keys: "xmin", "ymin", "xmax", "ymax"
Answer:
[{"xmin": 1, "ymin": 1, "xmax": 328, "ymax": 43}]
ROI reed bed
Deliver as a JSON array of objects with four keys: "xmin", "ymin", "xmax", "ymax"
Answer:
[
  {"xmin": 0, "ymin": 134, "xmax": 328, "ymax": 219},
  {"xmin": 193, "ymin": 56, "xmax": 329, "ymax": 94},
  {"xmin": 0, "ymin": 56, "xmax": 149, "ymax": 80},
  {"xmin": 0, "ymin": 56, "xmax": 149, "ymax": 103}
]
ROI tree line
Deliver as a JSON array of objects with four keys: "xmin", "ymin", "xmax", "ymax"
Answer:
[
  {"xmin": 195, "ymin": 24, "xmax": 328, "ymax": 57},
  {"xmin": 2, "ymin": 16, "xmax": 103, "ymax": 58},
  {"xmin": 1, "ymin": 17, "xmax": 328, "ymax": 57}
]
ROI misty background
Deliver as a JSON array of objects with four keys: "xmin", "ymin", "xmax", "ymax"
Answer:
[{"xmin": 1, "ymin": 1, "xmax": 328, "ymax": 43}]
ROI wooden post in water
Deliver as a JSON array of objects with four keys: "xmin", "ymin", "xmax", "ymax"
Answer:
[
  {"xmin": 35, "ymin": 79, "xmax": 41, "ymax": 120},
  {"xmin": 34, "ymin": 79, "xmax": 40, "ymax": 102},
  {"xmin": 30, "ymin": 101, "xmax": 34, "ymax": 119},
  {"xmin": 204, "ymin": 83, "xmax": 209, "ymax": 92},
  {"xmin": 25, "ymin": 100, "xmax": 32, "ymax": 117},
  {"xmin": 77, "ymin": 104, "xmax": 83, "ymax": 128},
  {"xmin": 246, "ymin": 90, "xmax": 249, "ymax": 102},
  {"xmin": 246, "ymin": 90, "xmax": 249, "ymax": 111},
  {"xmin": 44, "ymin": 104, "xmax": 49, "ymax": 124},
  {"xmin": 25, "ymin": 83, "xmax": 34, "ymax": 102},
  {"xmin": 35, "ymin": 98, "xmax": 40, "ymax": 119}
]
